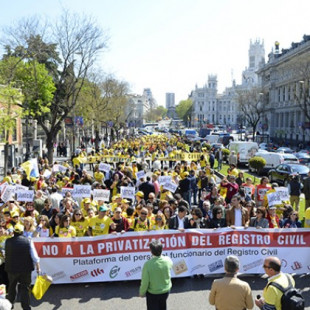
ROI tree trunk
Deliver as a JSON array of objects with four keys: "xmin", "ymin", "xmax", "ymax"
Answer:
[
  {"xmin": 3, "ymin": 142, "xmax": 9, "ymax": 176},
  {"xmin": 95, "ymin": 127, "xmax": 100, "ymax": 150},
  {"xmin": 252, "ymin": 126, "xmax": 256, "ymax": 142},
  {"xmin": 46, "ymin": 133, "xmax": 55, "ymax": 165}
]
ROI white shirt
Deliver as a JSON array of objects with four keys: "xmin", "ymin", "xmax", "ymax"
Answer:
[
  {"xmin": 234, "ymin": 208, "xmax": 242, "ymax": 227},
  {"xmin": 177, "ymin": 216, "xmax": 185, "ymax": 229}
]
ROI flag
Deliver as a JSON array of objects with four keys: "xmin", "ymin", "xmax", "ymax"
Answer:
[{"xmin": 20, "ymin": 158, "xmax": 39, "ymax": 180}]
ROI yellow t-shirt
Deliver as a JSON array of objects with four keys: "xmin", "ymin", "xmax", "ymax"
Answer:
[
  {"xmin": 304, "ymin": 208, "xmax": 310, "ymax": 228},
  {"xmin": 55, "ymin": 225, "xmax": 76, "ymax": 238},
  {"xmin": 88, "ymin": 216, "xmax": 113, "ymax": 236},
  {"xmin": 130, "ymin": 218, "xmax": 150, "ymax": 231},
  {"xmin": 2, "ymin": 176, "xmax": 13, "ymax": 184},
  {"xmin": 151, "ymin": 224, "xmax": 165, "ymax": 230},
  {"xmin": 263, "ymin": 273, "xmax": 295, "ymax": 310},
  {"xmin": 147, "ymin": 215, "xmax": 155, "ymax": 226},
  {"xmin": 94, "ymin": 171, "xmax": 104, "ymax": 183},
  {"xmin": 71, "ymin": 220, "xmax": 89, "ymax": 237}
]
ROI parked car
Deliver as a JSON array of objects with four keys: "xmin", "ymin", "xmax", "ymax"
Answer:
[
  {"xmin": 276, "ymin": 147, "xmax": 294, "ymax": 154},
  {"xmin": 281, "ymin": 153, "xmax": 299, "ymax": 163},
  {"xmin": 295, "ymin": 153, "xmax": 310, "ymax": 165},
  {"xmin": 268, "ymin": 163, "xmax": 309, "ymax": 186},
  {"xmin": 297, "ymin": 149, "xmax": 310, "ymax": 155},
  {"xmin": 259, "ymin": 143, "xmax": 278, "ymax": 152}
]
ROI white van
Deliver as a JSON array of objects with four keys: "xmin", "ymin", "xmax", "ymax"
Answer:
[
  {"xmin": 228, "ymin": 141, "xmax": 259, "ymax": 165},
  {"xmin": 205, "ymin": 135, "xmax": 220, "ymax": 144},
  {"xmin": 249, "ymin": 151, "xmax": 299, "ymax": 173}
]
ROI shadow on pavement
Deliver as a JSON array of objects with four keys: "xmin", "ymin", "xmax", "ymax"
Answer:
[{"xmin": 30, "ymin": 274, "xmax": 310, "ymax": 309}]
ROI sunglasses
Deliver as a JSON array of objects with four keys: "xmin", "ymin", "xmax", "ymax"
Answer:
[
  {"xmin": 217, "ymin": 212, "xmax": 222, "ymax": 214},
  {"xmin": 75, "ymin": 214, "xmax": 82, "ymax": 216},
  {"xmin": 140, "ymin": 213, "xmax": 148, "ymax": 215},
  {"xmin": 263, "ymin": 265, "xmax": 271, "ymax": 269}
]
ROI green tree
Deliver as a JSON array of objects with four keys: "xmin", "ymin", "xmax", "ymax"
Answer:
[
  {"xmin": 236, "ymin": 87, "xmax": 266, "ymax": 141},
  {"xmin": 0, "ymin": 83, "xmax": 23, "ymax": 174},
  {"xmin": 144, "ymin": 106, "xmax": 167, "ymax": 122},
  {"xmin": 2, "ymin": 11, "xmax": 108, "ymax": 163},
  {"xmin": 176, "ymin": 99, "xmax": 193, "ymax": 122},
  {"xmin": 75, "ymin": 74, "xmax": 129, "ymax": 148}
]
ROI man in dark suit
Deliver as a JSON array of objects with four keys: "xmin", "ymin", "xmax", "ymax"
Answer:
[
  {"xmin": 5, "ymin": 224, "xmax": 40, "ymax": 310},
  {"xmin": 139, "ymin": 176, "xmax": 155, "ymax": 200},
  {"xmin": 168, "ymin": 205, "xmax": 189, "ymax": 231}
]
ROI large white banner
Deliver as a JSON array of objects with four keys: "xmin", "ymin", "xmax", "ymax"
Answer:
[{"xmin": 32, "ymin": 228, "xmax": 310, "ymax": 284}]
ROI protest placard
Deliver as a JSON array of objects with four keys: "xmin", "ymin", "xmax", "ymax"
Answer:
[
  {"xmin": 99, "ymin": 163, "xmax": 111, "ymax": 173},
  {"xmin": 52, "ymin": 164, "xmax": 67, "ymax": 173},
  {"xmin": 1, "ymin": 186, "xmax": 16, "ymax": 203},
  {"xmin": 16, "ymin": 190, "xmax": 34, "ymax": 202},
  {"xmin": 275, "ymin": 187, "xmax": 290, "ymax": 201},
  {"xmin": 158, "ymin": 176, "xmax": 172, "ymax": 186},
  {"xmin": 0, "ymin": 182, "xmax": 8, "ymax": 195},
  {"xmin": 136, "ymin": 170, "xmax": 145, "ymax": 181},
  {"xmin": 72, "ymin": 185, "xmax": 92, "ymax": 198},
  {"xmin": 93, "ymin": 189, "xmax": 110, "ymax": 202},
  {"xmin": 163, "ymin": 181, "xmax": 178, "ymax": 193},
  {"xmin": 120, "ymin": 186, "xmax": 135, "ymax": 200},
  {"xmin": 43, "ymin": 169, "xmax": 52, "ymax": 179},
  {"xmin": 15, "ymin": 185, "xmax": 28, "ymax": 192},
  {"xmin": 267, "ymin": 191, "xmax": 281, "ymax": 206},
  {"xmin": 61, "ymin": 188, "xmax": 74, "ymax": 197},
  {"xmin": 243, "ymin": 186, "xmax": 253, "ymax": 196}
]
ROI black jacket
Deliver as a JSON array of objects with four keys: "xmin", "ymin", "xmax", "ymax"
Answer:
[
  {"xmin": 168, "ymin": 215, "xmax": 190, "ymax": 230},
  {"xmin": 5, "ymin": 234, "xmax": 34, "ymax": 273}
]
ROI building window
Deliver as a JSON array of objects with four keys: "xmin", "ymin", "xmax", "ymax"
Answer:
[{"xmin": 250, "ymin": 56, "xmax": 255, "ymax": 68}]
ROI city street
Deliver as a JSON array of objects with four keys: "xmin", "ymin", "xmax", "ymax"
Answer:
[{"xmin": 11, "ymin": 274, "xmax": 310, "ymax": 310}]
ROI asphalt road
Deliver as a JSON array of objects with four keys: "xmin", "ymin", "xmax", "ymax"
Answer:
[{"xmin": 11, "ymin": 274, "xmax": 310, "ymax": 310}]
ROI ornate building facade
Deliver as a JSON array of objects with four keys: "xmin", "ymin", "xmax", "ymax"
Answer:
[{"xmin": 257, "ymin": 35, "xmax": 310, "ymax": 146}]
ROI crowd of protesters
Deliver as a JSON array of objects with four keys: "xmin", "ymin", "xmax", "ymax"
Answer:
[
  {"xmin": 1, "ymin": 135, "xmax": 308, "ymax": 241},
  {"xmin": 0, "ymin": 133, "xmax": 309, "ymax": 310}
]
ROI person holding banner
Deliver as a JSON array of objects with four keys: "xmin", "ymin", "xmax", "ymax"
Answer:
[
  {"xmin": 249, "ymin": 207, "xmax": 269, "ymax": 228},
  {"xmin": 209, "ymin": 255, "xmax": 254, "ymax": 310},
  {"xmin": 88, "ymin": 205, "xmax": 114, "ymax": 236},
  {"xmin": 139, "ymin": 240, "xmax": 173, "ymax": 310},
  {"xmin": 109, "ymin": 207, "xmax": 129, "ymax": 234},
  {"xmin": 281, "ymin": 210, "xmax": 302, "ymax": 228},
  {"xmin": 226, "ymin": 195, "xmax": 249, "ymax": 228},
  {"xmin": 266, "ymin": 206, "xmax": 280, "ymax": 228},
  {"xmin": 129, "ymin": 207, "xmax": 151, "ymax": 232},
  {"xmin": 71, "ymin": 209, "xmax": 89, "ymax": 236},
  {"xmin": 55, "ymin": 215, "xmax": 76, "ymax": 238}
]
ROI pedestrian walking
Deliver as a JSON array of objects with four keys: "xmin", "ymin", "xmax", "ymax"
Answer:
[
  {"xmin": 209, "ymin": 255, "xmax": 254, "ymax": 310},
  {"xmin": 5, "ymin": 224, "xmax": 40, "ymax": 310},
  {"xmin": 139, "ymin": 240, "xmax": 173, "ymax": 310}
]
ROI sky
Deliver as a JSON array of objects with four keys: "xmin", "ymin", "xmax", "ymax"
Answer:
[{"xmin": 1, "ymin": 0, "xmax": 310, "ymax": 106}]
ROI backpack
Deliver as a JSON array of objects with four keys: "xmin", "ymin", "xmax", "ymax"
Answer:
[
  {"xmin": 133, "ymin": 217, "xmax": 150, "ymax": 230},
  {"xmin": 268, "ymin": 274, "xmax": 304, "ymax": 310}
]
